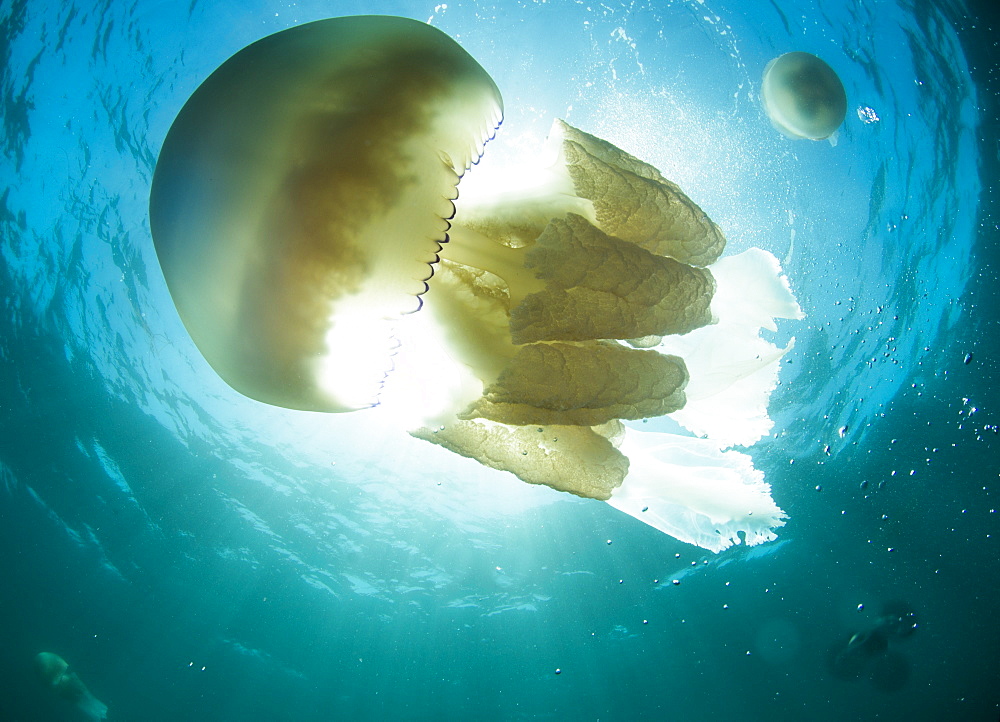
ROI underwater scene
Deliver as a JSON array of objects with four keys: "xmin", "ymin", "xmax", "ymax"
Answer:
[{"xmin": 1, "ymin": 0, "xmax": 997, "ymax": 720}]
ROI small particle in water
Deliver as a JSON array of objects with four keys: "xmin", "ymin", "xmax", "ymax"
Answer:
[
  {"xmin": 619, "ymin": 579, "xmax": 624, "ymax": 584},
  {"xmin": 675, "ymin": 553, "xmax": 681, "ymax": 559},
  {"xmin": 641, "ymin": 506, "xmax": 649, "ymax": 512},
  {"xmin": 653, "ymin": 579, "xmax": 659, "ymax": 584},
  {"xmin": 643, "ymin": 619, "xmax": 648, "ymax": 624},
  {"xmin": 857, "ymin": 105, "xmax": 880, "ymax": 123},
  {"xmin": 606, "ymin": 539, "xmax": 612, "ymax": 545},
  {"xmin": 887, "ymin": 547, "xmax": 895, "ymax": 552},
  {"xmin": 882, "ymin": 514, "xmax": 889, "ymax": 520},
  {"xmin": 554, "ymin": 668, "xmax": 561, "ymax": 675},
  {"xmin": 672, "ymin": 579, "xmax": 681, "ymax": 586},
  {"xmin": 860, "ymin": 480, "xmax": 869, "ymax": 490},
  {"xmin": 839, "ymin": 425, "xmax": 848, "ymax": 438},
  {"xmin": 964, "ymin": 352, "xmax": 973, "ymax": 365},
  {"xmin": 857, "ymin": 603, "xmax": 864, "ymax": 611},
  {"xmin": 815, "ymin": 485, "xmax": 823, "ymax": 492}
]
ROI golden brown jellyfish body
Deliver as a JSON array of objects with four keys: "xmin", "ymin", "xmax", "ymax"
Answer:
[
  {"xmin": 150, "ymin": 16, "xmax": 803, "ymax": 551},
  {"xmin": 150, "ymin": 15, "xmax": 503, "ymax": 412},
  {"xmin": 761, "ymin": 51, "xmax": 847, "ymax": 141}
]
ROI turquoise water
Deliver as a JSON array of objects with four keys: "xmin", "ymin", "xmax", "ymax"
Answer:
[{"xmin": 1, "ymin": 1, "xmax": 997, "ymax": 720}]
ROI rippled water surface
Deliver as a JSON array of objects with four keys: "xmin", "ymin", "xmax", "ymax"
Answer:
[{"xmin": 1, "ymin": 1, "xmax": 997, "ymax": 720}]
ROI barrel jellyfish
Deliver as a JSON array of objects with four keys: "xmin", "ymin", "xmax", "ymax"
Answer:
[
  {"xmin": 761, "ymin": 51, "xmax": 847, "ymax": 142},
  {"xmin": 149, "ymin": 15, "xmax": 803, "ymax": 552},
  {"xmin": 34, "ymin": 652, "xmax": 108, "ymax": 721}
]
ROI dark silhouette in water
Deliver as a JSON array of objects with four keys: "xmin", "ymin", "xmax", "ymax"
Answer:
[
  {"xmin": 34, "ymin": 652, "xmax": 108, "ymax": 720},
  {"xmin": 827, "ymin": 602, "xmax": 919, "ymax": 692}
]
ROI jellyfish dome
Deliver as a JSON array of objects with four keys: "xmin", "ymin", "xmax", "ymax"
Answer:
[
  {"xmin": 149, "ymin": 15, "xmax": 503, "ymax": 412},
  {"xmin": 761, "ymin": 51, "xmax": 847, "ymax": 141}
]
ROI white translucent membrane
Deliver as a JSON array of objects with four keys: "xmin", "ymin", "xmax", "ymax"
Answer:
[
  {"xmin": 609, "ymin": 431, "xmax": 783, "ymax": 552},
  {"xmin": 661, "ymin": 248, "xmax": 805, "ymax": 448},
  {"xmin": 608, "ymin": 248, "xmax": 804, "ymax": 552}
]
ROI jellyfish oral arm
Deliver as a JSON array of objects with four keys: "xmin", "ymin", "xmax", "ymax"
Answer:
[{"xmin": 404, "ymin": 120, "xmax": 800, "ymax": 550}]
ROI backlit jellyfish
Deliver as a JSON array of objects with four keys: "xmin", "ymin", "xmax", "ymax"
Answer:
[
  {"xmin": 761, "ymin": 51, "xmax": 847, "ymax": 143},
  {"xmin": 34, "ymin": 652, "xmax": 108, "ymax": 721},
  {"xmin": 150, "ymin": 16, "xmax": 803, "ymax": 552}
]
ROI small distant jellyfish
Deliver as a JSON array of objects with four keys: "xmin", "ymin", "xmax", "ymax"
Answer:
[{"xmin": 761, "ymin": 51, "xmax": 847, "ymax": 143}]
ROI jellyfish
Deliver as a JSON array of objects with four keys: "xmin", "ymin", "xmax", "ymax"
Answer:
[
  {"xmin": 761, "ymin": 51, "xmax": 847, "ymax": 142},
  {"xmin": 826, "ymin": 602, "xmax": 919, "ymax": 692},
  {"xmin": 150, "ymin": 16, "xmax": 803, "ymax": 552},
  {"xmin": 34, "ymin": 652, "xmax": 108, "ymax": 721}
]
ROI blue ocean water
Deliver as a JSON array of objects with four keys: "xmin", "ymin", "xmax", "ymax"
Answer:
[{"xmin": 1, "ymin": 0, "xmax": 997, "ymax": 720}]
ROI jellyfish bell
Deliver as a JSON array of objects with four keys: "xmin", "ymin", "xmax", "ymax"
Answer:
[
  {"xmin": 761, "ymin": 51, "xmax": 847, "ymax": 143},
  {"xmin": 149, "ymin": 15, "xmax": 503, "ymax": 412},
  {"xmin": 150, "ymin": 16, "xmax": 803, "ymax": 552}
]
